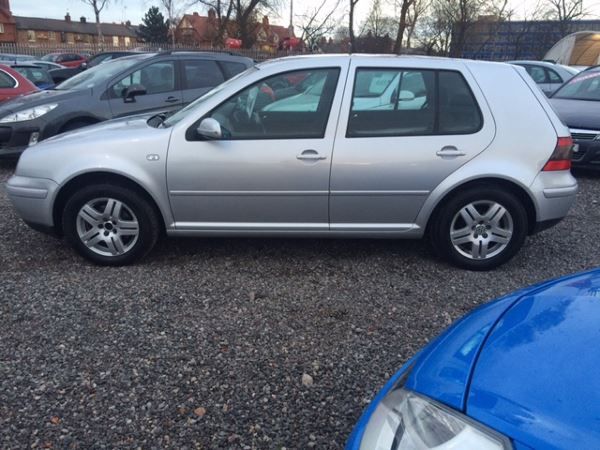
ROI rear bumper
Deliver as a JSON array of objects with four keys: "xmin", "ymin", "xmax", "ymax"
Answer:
[
  {"xmin": 6, "ymin": 175, "xmax": 58, "ymax": 234},
  {"xmin": 530, "ymin": 171, "xmax": 577, "ymax": 230}
]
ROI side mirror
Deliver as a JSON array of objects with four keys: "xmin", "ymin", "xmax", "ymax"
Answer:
[
  {"xmin": 80, "ymin": 62, "xmax": 88, "ymax": 70},
  {"xmin": 197, "ymin": 118, "xmax": 222, "ymax": 140},
  {"xmin": 122, "ymin": 84, "xmax": 147, "ymax": 103}
]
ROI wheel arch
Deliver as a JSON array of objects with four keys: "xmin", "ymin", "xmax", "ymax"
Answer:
[
  {"xmin": 53, "ymin": 171, "xmax": 167, "ymax": 236},
  {"xmin": 58, "ymin": 115, "xmax": 102, "ymax": 133},
  {"xmin": 425, "ymin": 177, "xmax": 538, "ymax": 235}
]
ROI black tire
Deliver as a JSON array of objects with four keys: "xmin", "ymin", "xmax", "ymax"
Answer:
[
  {"xmin": 61, "ymin": 120, "xmax": 97, "ymax": 133},
  {"xmin": 430, "ymin": 188, "xmax": 528, "ymax": 271},
  {"xmin": 62, "ymin": 184, "xmax": 160, "ymax": 266}
]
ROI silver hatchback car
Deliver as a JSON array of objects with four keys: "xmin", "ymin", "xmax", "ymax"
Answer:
[{"xmin": 7, "ymin": 55, "xmax": 577, "ymax": 270}]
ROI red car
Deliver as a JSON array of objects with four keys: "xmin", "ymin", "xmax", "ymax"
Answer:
[
  {"xmin": 41, "ymin": 52, "xmax": 87, "ymax": 68},
  {"xmin": 0, "ymin": 64, "xmax": 38, "ymax": 102}
]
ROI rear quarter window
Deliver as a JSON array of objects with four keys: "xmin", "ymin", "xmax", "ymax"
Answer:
[{"xmin": 220, "ymin": 61, "xmax": 248, "ymax": 79}]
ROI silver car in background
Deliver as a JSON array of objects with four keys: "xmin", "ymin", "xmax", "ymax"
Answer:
[
  {"xmin": 7, "ymin": 55, "xmax": 577, "ymax": 270},
  {"xmin": 509, "ymin": 60, "xmax": 580, "ymax": 96}
]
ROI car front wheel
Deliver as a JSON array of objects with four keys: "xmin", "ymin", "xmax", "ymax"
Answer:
[
  {"xmin": 431, "ymin": 188, "xmax": 528, "ymax": 270},
  {"xmin": 62, "ymin": 184, "xmax": 160, "ymax": 265}
]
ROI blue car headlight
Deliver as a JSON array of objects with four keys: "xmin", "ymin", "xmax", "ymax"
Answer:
[{"xmin": 359, "ymin": 387, "xmax": 512, "ymax": 450}]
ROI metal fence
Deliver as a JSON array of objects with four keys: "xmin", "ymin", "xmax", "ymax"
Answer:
[{"xmin": 0, "ymin": 42, "xmax": 306, "ymax": 61}]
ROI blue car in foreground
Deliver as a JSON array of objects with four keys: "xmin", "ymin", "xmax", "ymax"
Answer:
[{"xmin": 347, "ymin": 269, "xmax": 600, "ymax": 450}]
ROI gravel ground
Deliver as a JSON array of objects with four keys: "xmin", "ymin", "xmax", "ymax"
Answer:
[{"xmin": 1, "ymin": 160, "xmax": 599, "ymax": 449}]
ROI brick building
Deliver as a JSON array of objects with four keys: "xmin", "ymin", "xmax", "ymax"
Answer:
[{"xmin": 0, "ymin": 0, "xmax": 16, "ymax": 43}]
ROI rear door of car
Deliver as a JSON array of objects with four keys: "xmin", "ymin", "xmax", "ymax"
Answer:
[
  {"xmin": 329, "ymin": 59, "xmax": 495, "ymax": 232},
  {"xmin": 107, "ymin": 58, "xmax": 184, "ymax": 118},
  {"xmin": 180, "ymin": 58, "xmax": 226, "ymax": 106}
]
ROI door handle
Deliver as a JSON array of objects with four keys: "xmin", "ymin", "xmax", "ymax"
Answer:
[
  {"xmin": 165, "ymin": 96, "xmax": 179, "ymax": 103},
  {"xmin": 436, "ymin": 146, "xmax": 466, "ymax": 157},
  {"xmin": 296, "ymin": 149, "xmax": 327, "ymax": 161}
]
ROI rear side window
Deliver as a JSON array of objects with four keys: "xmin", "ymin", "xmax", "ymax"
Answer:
[
  {"xmin": 220, "ymin": 61, "xmax": 247, "ymax": 79},
  {"xmin": 546, "ymin": 69, "xmax": 563, "ymax": 84},
  {"xmin": 525, "ymin": 65, "xmax": 546, "ymax": 83},
  {"xmin": 183, "ymin": 60, "xmax": 224, "ymax": 89},
  {"xmin": 0, "ymin": 70, "xmax": 16, "ymax": 88},
  {"xmin": 348, "ymin": 68, "xmax": 482, "ymax": 137}
]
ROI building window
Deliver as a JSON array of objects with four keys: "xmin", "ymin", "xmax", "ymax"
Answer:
[
  {"xmin": 27, "ymin": 30, "xmax": 36, "ymax": 42},
  {"xmin": 113, "ymin": 36, "xmax": 119, "ymax": 46},
  {"xmin": 0, "ymin": 24, "xmax": 5, "ymax": 34},
  {"xmin": 124, "ymin": 36, "xmax": 131, "ymax": 46},
  {"xmin": 49, "ymin": 31, "xmax": 56, "ymax": 40}
]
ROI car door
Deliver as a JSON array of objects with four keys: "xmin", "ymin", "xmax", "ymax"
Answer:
[
  {"xmin": 166, "ymin": 64, "xmax": 347, "ymax": 230},
  {"xmin": 108, "ymin": 59, "xmax": 183, "ymax": 118},
  {"xmin": 180, "ymin": 59, "xmax": 225, "ymax": 106},
  {"xmin": 329, "ymin": 60, "xmax": 495, "ymax": 232}
]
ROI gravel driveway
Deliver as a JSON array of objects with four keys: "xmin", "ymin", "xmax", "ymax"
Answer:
[{"xmin": 1, "ymin": 160, "xmax": 599, "ymax": 449}]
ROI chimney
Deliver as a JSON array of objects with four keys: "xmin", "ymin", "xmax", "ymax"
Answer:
[
  {"xmin": 193, "ymin": 11, "xmax": 199, "ymax": 16},
  {"xmin": 125, "ymin": 20, "xmax": 131, "ymax": 27},
  {"xmin": 80, "ymin": 16, "xmax": 86, "ymax": 23},
  {"xmin": 262, "ymin": 16, "xmax": 269, "ymax": 28},
  {"xmin": 65, "ymin": 12, "xmax": 71, "ymax": 22}
]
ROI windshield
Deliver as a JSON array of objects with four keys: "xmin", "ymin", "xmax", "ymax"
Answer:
[
  {"xmin": 163, "ymin": 66, "xmax": 258, "ymax": 127},
  {"xmin": 55, "ymin": 56, "xmax": 149, "ymax": 91},
  {"xmin": 553, "ymin": 70, "xmax": 600, "ymax": 100}
]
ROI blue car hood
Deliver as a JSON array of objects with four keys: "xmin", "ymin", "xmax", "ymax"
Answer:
[{"xmin": 466, "ymin": 270, "xmax": 600, "ymax": 450}]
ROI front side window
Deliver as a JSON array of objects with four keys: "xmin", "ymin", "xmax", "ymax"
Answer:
[
  {"xmin": 183, "ymin": 60, "xmax": 224, "ymax": 89},
  {"xmin": 111, "ymin": 61, "xmax": 175, "ymax": 97},
  {"xmin": 348, "ymin": 68, "xmax": 481, "ymax": 137},
  {"xmin": 206, "ymin": 68, "xmax": 340, "ymax": 139}
]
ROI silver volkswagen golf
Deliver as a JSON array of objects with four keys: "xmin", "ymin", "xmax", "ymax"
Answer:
[{"xmin": 6, "ymin": 55, "xmax": 577, "ymax": 270}]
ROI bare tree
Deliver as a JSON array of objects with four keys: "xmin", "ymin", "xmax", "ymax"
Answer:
[
  {"xmin": 349, "ymin": 0, "xmax": 360, "ymax": 52},
  {"xmin": 392, "ymin": 0, "xmax": 416, "ymax": 53},
  {"xmin": 194, "ymin": 0, "xmax": 235, "ymax": 46},
  {"xmin": 298, "ymin": 0, "xmax": 341, "ymax": 50},
  {"xmin": 361, "ymin": 0, "xmax": 396, "ymax": 37},
  {"xmin": 404, "ymin": 0, "xmax": 428, "ymax": 48},
  {"xmin": 81, "ymin": 0, "xmax": 109, "ymax": 45},
  {"xmin": 158, "ymin": 0, "xmax": 184, "ymax": 45},
  {"xmin": 543, "ymin": 0, "xmax": 586, "ymax": 35}
]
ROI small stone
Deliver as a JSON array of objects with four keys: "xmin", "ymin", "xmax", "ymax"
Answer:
[
  {"xmin": 50, "ymin": 416, "xmax": 60, "ymax": 425},
  {"xmin": 193, "ymin": 407, "xmax": 207, "ymax": 417},
  {"xmin": 302, "ymin": 373, "xmax": 314, "ymax": 387}
]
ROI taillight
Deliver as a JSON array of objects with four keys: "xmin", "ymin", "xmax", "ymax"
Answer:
[{"xmin": 542, "ymin": 136, "xmax": 573, "ymax": 171}]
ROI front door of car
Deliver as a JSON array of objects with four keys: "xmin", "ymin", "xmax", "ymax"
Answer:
[
  {"xmin": 329, "ymin": 63, "xmax": 495, "ymax": 232},
  {"xmin": 166, "ymin": 66, "xmax": 345, "ymax": 231},
  {"xmin": 108, "ymin": 60, "xmax": 183, "ymax": 118}
]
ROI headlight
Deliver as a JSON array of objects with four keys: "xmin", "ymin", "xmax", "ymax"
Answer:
[
  {"xmin": 359, "ymin": 387, "xmax": 512, "ymax": 449},
  {"xmin": 0, "ymin": 104, "xmax": 58, "ymax": 123}
]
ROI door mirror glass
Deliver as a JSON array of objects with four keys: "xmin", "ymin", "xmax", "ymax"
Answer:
[
  {"xmin": 197, "ymin": 117, "xmax": 222, "ymax": 139},
  {"xmin": 122, "ymin": 84, "xmax": 147, "ymax": 103},
  {"xmin": 398, "ymin": 90, "xmax": 415, "ymax": 101}
]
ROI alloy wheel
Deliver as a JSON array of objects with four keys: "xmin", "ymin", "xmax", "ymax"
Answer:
[
  {"xmin": 449, "ymin": 200, "xmax": 513, "ymax": 260},
  {"xmin": 76, "ymin": 198, "xmax": 140, "ymax": 257}
]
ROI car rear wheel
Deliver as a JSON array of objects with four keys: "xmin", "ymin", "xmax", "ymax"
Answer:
[
  {"xmin": 430, "ymin": 188, "xmax": 528, "ymax": 270},
  {"xmin": 62, "ymin": 184, "xmax": 160, "ymax": 266}
]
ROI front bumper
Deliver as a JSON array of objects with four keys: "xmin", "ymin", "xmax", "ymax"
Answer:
[
  {"xmin": 6, "ymin": 175, "xmax": 58, "ymax": 233},
  {"xmin": 0, "ymin": 121, "xmax": 45, "ymax": 158}
]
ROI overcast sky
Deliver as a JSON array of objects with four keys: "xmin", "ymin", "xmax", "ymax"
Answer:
[{"xmin": 10, "ymin": 0, "xmax": 600, "ymax": 28}]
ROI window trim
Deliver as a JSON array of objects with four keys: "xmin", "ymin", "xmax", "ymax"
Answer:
[
  {"xmin": 346, "ymin": 66, "xmax": 484, "ymax": 138},
  {"xmin": 185, "ymin": 66, "xmax": 342, "ymax": 142},
  {"xmin": 0, "ymin": 69, "xmax": 18, "ymax": 89}
]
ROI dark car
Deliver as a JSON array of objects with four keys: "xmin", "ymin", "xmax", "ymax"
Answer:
[
  {"xmin": 41, "ymin": 52, "xmax": 87, "ymax": 69},
  {"xmin": 10, "ymin": 64, "xmax": 55, "ymax": 90},
  {"xmin": 549, "ymin": 66, "xmax": 600, "ymax": 169},
  {"xmin": 48, "ymin": 51, "xmax": 145, "ymax": 84},
  {"xmin": 0, "ymin": 51, "xmax": 253, "ymax": 157}
]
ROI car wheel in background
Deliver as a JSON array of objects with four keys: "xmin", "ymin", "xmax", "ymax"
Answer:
[
  {"xmin": 430, "ymin": 188, "xmax": 528, "ymax": 271},
  {"xmin": 62, "ymin": 184, "xmax": 160, "ymax": 265}
]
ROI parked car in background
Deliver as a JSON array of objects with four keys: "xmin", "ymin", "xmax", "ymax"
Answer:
[
  {"xmin": 346, "ymin": 268, "xmax": 600, "ymax": 450},
  {"xmin": 0, "ymin": 64, "xmax": 38, "ymax": 102},
  {"xmin": 31, "ymin": 60, "xmax": 65, "ymax": 72},
  {"xmin": 10, "ymin": 64, "xmax": 54, "ymax": 90},
  {"xmin": 48, "ymin": 51, "xmax": 145, "ymax": 84},
  {"xmin": 41, "ymin": 52, "xmax": 87, "ymax": 69},
  {"xmin": 6, "ymin": 55, "xmax": 576, "ymax": 269},
  {"xmin": 0, "ymin": 51, "xmax": 253, "ymax": 158},
  {"xmin": 550, "ymin": 66, "xmax": 600, "ymax": 169},
  {"xmin": 0, "ymin": 53, "xmax": 37, "ymax": 63},
  {"xmin": 509, "ymin": 60, "xmax": 579, "ymax": 96}
]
